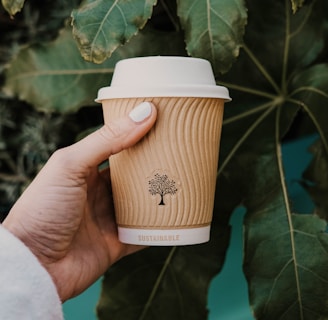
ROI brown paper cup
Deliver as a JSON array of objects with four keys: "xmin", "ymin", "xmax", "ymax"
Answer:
[{"xmin": 97, "ymin": 57, "xmax": 231, "ymax": 245}]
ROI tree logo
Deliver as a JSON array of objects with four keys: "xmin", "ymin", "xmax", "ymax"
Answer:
[{"xmin": 148, "ymin": 173, "xmax": 178, "ymax": 205}]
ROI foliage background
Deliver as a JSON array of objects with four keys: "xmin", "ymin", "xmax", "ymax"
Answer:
[{"xmin": 1, "ymin": 0, "xmax": 328, "ymax": 319}]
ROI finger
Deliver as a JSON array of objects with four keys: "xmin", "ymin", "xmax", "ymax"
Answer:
[{"xmin": 67, "ymin": 102, "xmax": 157, "ymax": 168}]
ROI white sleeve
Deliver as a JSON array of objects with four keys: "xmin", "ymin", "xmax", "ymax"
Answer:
[{"xmin": 0, "ymin": 224, "xmax": 63, "ymax": 320}]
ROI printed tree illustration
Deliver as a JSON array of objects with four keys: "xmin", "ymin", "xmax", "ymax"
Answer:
[{"xmin": 148, "ymin": 173, "xmax": 178, "ymax": 205}]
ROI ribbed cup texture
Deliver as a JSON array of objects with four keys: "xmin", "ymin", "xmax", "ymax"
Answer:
[{"xmin": 102, "ymin": 97, "xmax": 224, "ymax": 229}]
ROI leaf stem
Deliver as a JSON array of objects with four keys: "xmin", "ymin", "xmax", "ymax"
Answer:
[
  {"xmin": 223, "ymin": 100, "xmax": 273, "ymax": 125},
  {"xmin": 242, "ymin": 44, "xmax": 281, "ymax": 94},
  {"xmin": 281, "ymin": 0, "xmax": 291, "ymax": 94},
  {"xmin": 289, "ymin": 1, "xmax": 313, "ymax": 38},
  {"xmin": 290, "ymin": 86, "xmax": 328, "ymax": 100},
  {"xmin": 218, "ymin": 81, "xmax": 277, "ymax": 100},
  {"xmin": 275, "ymin": 104, "xmax": 303, "ymax": 319},
  {"xmin": 139, "ymin": 247, "xmax": 177, "ymax": 320}
]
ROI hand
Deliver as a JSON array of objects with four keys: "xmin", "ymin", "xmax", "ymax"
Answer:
[{"xmin": 3, "ymin": 102, "xmax": 157, "ymax": 302}]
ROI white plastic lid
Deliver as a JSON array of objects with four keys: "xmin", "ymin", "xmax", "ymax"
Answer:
[{"xmin": 96, "ymin": 56, "xmax": 231, "ymax": 102}]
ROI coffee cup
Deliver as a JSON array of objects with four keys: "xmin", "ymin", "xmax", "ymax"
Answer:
[{"xmin": 96, "ymin": 56, "xmax": 231, "ymax": 245}]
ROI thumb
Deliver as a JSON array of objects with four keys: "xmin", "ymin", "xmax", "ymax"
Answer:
[{"xmin": 68, "ymin": 102, "xmax": 157, "ymax": 168}]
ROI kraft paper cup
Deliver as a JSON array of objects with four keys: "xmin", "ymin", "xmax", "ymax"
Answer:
[{"xmin": 96, "ymin": 56, "xmax": 231, "ymax": 246}]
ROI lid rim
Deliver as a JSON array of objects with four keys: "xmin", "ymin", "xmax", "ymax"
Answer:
[{"xmin": 96, "ymin": 85, "xmax": 232, "ymax": 102}]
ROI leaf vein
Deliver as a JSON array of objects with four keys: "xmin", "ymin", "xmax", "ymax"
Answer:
[
  {"xmin": 276, "ymin": 104, "xmax": 304, "ymax": 319},
  {"xmin": 298, "ymin": 264, "xmax": 328, "ymax": 284},
  {"xmin": 264, "ymin": 258, "xmax": 294, "ymax": 312},
  {"xmin": 90, "ymin": 0, "xmax": 119, "ymax": 59},
  {"xmin": 223, "ymin": 101, "xmax": 273, "ymax": 125},
  {"xmin": 290, "ymin": 86, "xmax": 328, "ymax": 99}
]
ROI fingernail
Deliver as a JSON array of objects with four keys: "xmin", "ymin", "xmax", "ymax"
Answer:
[{"xmin": 129, "ymin": 102, "xmax": 152, "ymax": 123}]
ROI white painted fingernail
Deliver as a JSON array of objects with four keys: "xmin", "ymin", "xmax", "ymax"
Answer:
[{"xmin": 129, "ymin": 102, "xmax": 153, "ymax": 123}]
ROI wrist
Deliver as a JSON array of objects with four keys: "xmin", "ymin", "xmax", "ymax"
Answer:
[{"xmin": 2, "ymin": 213, "xmax": 44, "ymax": 264}]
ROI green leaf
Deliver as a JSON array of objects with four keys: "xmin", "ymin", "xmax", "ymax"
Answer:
[
  {"xmin": 3, "ymin": 26, "xmax": 186, "ymax": 113},
  {"xmin": 219, "ymin": 99, "xmax": 328, "ymax": 319},
  {"xmin": 211, "ymin": 0, "xmax": 328, "ymax": 317},
  {"xmin": 71, "ymin": 0, "xmax": 156, "ymax": 64},
  {"xmin": 220, "ymin": 0, "xmax": 328, "ymax": 91},
  {"xmin": 1, "ymin": 0, "xmax": 25, "ymax": 16},
  {"xmin": 218, "ymin": 0, "xmax": 328, "ymax": 170},
  {"xmin": 177, "ymin": 0, "xmax": 247, "ymax": 74},
  {"xmin": 3, "ymin": 28, "xmax": 114, "ymax": 113},
  {"xmin": 243, "ymin": 144, "xmax": 328, "ymax": 319},
  {"xmin": 97, "ymin": 222, "xmax": 231, "ymax": 320}
]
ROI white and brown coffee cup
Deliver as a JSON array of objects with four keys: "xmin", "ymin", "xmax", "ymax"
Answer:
[{"xmin": 96, "ymin": 56, "xmax": 231, "ymax": 245}]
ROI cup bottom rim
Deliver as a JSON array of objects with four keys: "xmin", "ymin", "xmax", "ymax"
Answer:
[{"xmin": 118, "ymin": 225, "xmax": 210, "ymax": 246}]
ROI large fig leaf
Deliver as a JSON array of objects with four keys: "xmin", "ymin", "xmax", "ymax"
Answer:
[
  {"xmin": 2, "ymin": 26, "xmax": 186, "ymax": 113},
  {"xmin": 245, "ymin": 175, "xmax": 328, "ymax": 318},
  {"xmin": 177, "ymin": 0, "xmax": 247, "ymax": 74},
  {"xmin": 238, "ymin": 126, "xmax": 328, "ymax": 319},
  {"xmin": 3, "ymin": 28, "xmax": 113, "ymax": 113},
  {"xmin": 97, "ymin": 221, "xmax": 231, "ymax": 320},
  {"xmin": 218, "ymin": 0, "xmax": 328, "ymax": 171},
  {"xmin": 71, "ymin": 0, "xmax": 156, "ymax": 64},
  {"xmin": 213, "ymin": 0, "xmax": 328, "ymax": 318},
  {"xmin": 1, "ymin": 0, "xmax": 25, "ymax": 16}
]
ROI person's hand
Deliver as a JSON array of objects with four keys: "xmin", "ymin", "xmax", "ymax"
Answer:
[{"xmin": 3, "ymin": 102, "xmax": 157, "ymax": 302}]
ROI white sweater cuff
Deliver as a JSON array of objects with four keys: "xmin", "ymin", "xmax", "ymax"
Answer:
[{"xmin": 0, "ymin": 224, "xmax": 63, "ymax": 319}]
